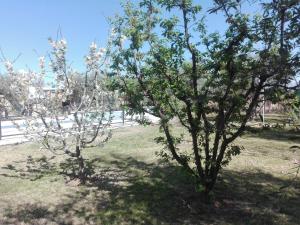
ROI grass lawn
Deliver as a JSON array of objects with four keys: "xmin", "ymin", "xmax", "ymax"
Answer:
[{"xmin": 0, "ymin": 124, "xmax": 300, "ymax": 225}]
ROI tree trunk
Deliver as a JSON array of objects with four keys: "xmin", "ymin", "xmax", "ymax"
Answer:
[
  {"xmin": 75, "ymin": 146, "xmax": 86, "ymax": 184},
  {"xmin": 204, "ymin": 179, "xmax": 215, "ymax": 199},
  {"xmin": 196, "ymin": 176, "xmax": 214, "ymax": 203}
]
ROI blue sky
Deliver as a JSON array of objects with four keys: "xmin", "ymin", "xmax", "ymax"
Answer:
[{"xmin": 0, "ymin": 0, "xmax": 229, "ymax": 73}]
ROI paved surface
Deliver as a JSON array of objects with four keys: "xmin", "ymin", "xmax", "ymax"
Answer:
[{"xmin": 0, "ymin": 112, "xmax": 159, "ymax": 146}]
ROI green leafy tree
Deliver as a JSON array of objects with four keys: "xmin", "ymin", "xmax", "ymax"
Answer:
[{"xmin": 109, "ymin": 0, "xmax": 300, "ymax": 196}]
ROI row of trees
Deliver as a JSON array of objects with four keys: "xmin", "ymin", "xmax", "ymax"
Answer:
[{"xmin": 1, "ymin": 0, "xmax": 299, "ymax": 196}]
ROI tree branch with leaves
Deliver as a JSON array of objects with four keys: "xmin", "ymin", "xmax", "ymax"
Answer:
[{"xmin": 109, "ymin": 0, "xmax": 300, "ymax": 196}]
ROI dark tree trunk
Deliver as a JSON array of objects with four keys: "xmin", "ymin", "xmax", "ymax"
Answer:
[{"xmin": 75, "ymin": 146, "xmax": 86, "ymax": 184}]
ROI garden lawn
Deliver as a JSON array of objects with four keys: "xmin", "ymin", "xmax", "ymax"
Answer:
[{"xmin": 0, "ymin": 124, "xmax": 299, "ymax": 225}]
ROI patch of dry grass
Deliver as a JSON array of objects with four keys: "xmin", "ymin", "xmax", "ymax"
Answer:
[{"xmin": 0, "ymin": 124, "xmax": 299, "ymax": 225}]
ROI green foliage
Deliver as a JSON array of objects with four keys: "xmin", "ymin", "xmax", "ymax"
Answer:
[
  {"xmin": 109, "ymin": 0, "xmax": 300, "ymax": 195},
  {"xmin": 222, "ymin": 145, "xmax": 244, "ymax": 166}
]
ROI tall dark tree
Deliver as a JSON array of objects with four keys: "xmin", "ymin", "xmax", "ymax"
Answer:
[{"xmin": 109, "ymin": 0, "xmax": 300, "ymax": 196}]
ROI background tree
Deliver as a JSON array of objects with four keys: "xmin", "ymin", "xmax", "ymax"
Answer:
[
  {"xmin": 3, "ymin": 39, "xmax": 113, "ymax": 183},
  {"xmin": 109, "ymin": 0, "xmax": 300, "ymax": 196},
  {"xmin": 0, "ymin": 71, "xmax": 29, "ymax": 116}
]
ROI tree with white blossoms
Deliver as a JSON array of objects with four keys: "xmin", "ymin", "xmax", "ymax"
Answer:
[
  {"xmin": 0, "ymin": 59, "xmax": 32, "ymax": 115},
  {"xmin": 3, "ymin": 39, "xmax": 113, "ymax": 183}
]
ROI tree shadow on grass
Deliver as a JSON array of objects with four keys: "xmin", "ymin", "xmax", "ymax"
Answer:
[
  {"xmin": 0, "ymin": 155, "xmax": 58, "ymax": 181},
  {"xmin": 2, "ymin": 155, "xmax": 300, "ymax": 225},
  {"xmin": 244, "ymin": 126, "xmax": 300, "ymax": 144}
]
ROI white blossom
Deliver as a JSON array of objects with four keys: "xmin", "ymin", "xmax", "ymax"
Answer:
[
  {"xmin": 1, "ymin": 36, "xmax": 114, "ymax": 179},
  {"xmin": 39, "ymin": 56, "xmax": 45, "ymax": 70},
  {"xmin": 90, "ymin": 42, "xmax": 97, "ymax": 50},
  {"xmin": 4, "ymin": 60, "xmax": 14, "ymax": 75},
  {"xmin": 85, "ymin": 42, "xmax": 106, "ymax": 71}
]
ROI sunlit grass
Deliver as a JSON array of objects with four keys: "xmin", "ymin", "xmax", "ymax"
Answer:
[{"xmin": 0, "ymin": 124, "xmax": 299, "ymax": 225}]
